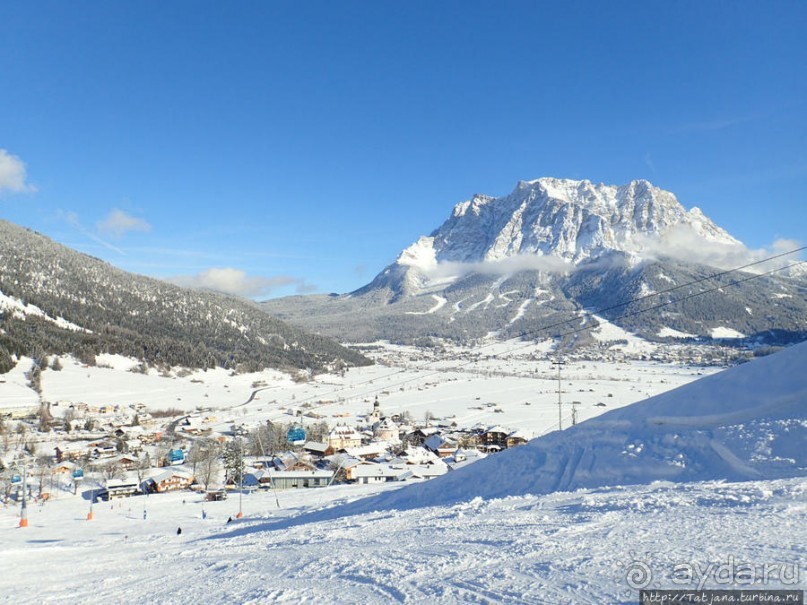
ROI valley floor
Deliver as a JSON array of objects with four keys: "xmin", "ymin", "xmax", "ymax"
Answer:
[{"xmin": 2, "ymin": 340, "xmax": 721, "ymax": 440}]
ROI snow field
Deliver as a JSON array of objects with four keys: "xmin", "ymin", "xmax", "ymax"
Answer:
[
  {"xmin": 0, "ymin": 477, "xmax": 803, "ymax": 603},
  {"xmin": 24, "ymin": 344, "xmax": 718, "ymax": 441}
]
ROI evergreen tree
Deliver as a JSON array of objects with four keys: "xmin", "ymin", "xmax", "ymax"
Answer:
[{"xmin": 223, "ymin": 439, "xmax": 245, "ymax": 485}]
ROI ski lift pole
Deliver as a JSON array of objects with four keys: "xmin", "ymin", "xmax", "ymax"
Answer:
[
  {"xmin": 256, "ymin": 429, "xmax": 279, "ymax": 508},
  {"xmin": 87, "ymin": 477, "xmax": 94, "ymax": 521},
  {"xmin": 19, "ymin": 464, "xmax": 28, "ymax": 528},
  {"xmin": 236, "ymin": 440, "xmax": 244, "ymax": 519}
]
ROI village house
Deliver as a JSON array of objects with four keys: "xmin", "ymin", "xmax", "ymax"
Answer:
[
  {"xmin": 481, "ymin": 426, "xmax": 510, "ymax": 451},
  {"xmin": 506, "ymin": 430, "xmax": 530, "ymax": 448},
  {"xmin": 382, "ymin": 446, "xmax": 449, "ymax": 480},
  {"xmin": 270, "ymin": 451, "xmax": 316, "ymax": 472},
  {"xmin": 327, "ymin": 425, "xmax": 363, "ymax": 451},
  {"xmin": 257, "ymin": 468, "xmax": 333, "ymax": 489},
  {"xmin": 302, "ymin": 441, "xmax": 329, "ymax": 458},
  {"xmin": 423, "ymin": 434, "xmax": 459, "ymax": 458},
  {"xmin": 456, "ymin": 430, "xmax": 482, "ymax": 449},
  {"xmin": 145, "ymin": 469, "xmax": 194, "ymax": 493},
  {"xmin": 345, "ymin": 461, "xmax": 408, "ymax": 484},
  {"xmin": 102, "ymin": 474, "xmax": 141, "ymax": 500},
  {"xmin": 54, "ymin": 445, "xmax": 87, "ymax": 462},
  {"xmin": 107, "ymin": 453, "xmax": 141, "ymax": 471},
  {"xmin": 90, "ymin": 441, "xmax": 118, "ymax": 459},
  {"xmin": 404, "ymin": 426, "xmax": 441, "ymax": 447},
  {"xmin": 52, "ymin": 460, "xmax": 78, "ymax": 475},
  {"xmin": 446, "ymin": 448, "xmax": 487, "ymax": 471}
]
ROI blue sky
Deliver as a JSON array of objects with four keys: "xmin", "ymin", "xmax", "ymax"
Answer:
[{"xmin": 1, "ymin": 1, "xmax": 805, "ymax": 298}]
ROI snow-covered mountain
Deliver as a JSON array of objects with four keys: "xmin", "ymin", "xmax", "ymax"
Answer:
[
  {"xmin": 404, "ymin": 177, "xmax": 736, "ymax": 266},
  {"xmin": 263, "ymin": 178, "xmax": 807, "ymax": 347},
  {"xmin": 0, "ymin": 219, "xmax": 370, "ymax": 374}
]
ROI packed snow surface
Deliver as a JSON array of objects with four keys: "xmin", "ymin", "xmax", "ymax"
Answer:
[{"xmin": 1, "ymin": 479, "xmax": 804, "ymax": 603}]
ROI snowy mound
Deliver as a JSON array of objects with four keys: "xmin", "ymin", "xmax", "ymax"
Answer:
[{"xmin": 343, "ymin": 341, "xmax": 807, "ymax": 514}]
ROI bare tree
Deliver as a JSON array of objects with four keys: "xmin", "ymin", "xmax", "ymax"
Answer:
[
  {"xmin": 194, "ymin": 439, "xmax": 221, "ymax": 490},
  {"xmin": 306, "ymin": 421, "xmax": 329, "ymax": 443},
  {"xmin": 134, "ymin": 453, "xmax": 151, "ymax": 492},
  {"xmin": 37, "ymin": 403, "xmax": 54, "ymax": 432},
  {"xmin": 24, "ymin": 439, "xmax": 37, "ymax": 457},
  {"xmin": 34, "ymin": 454, "xmax": 53, "ymax": 498},
  {"xmin": 0, "ymin": 418, "xmax": 9, "ymax": 454},
  {"xmin": 98, "ymin": 461, "xmax": 123, "ymax": 483},
  {"xmin": 248, "ymin": 421, "xmax": 287, "ymax": 458},
  {"xmin": 0, "ymin": 471, "xmax": 16, "ymax": 505},
  {"xmin": 62, "ymin": 408, "xmax": 77, "ymax": 433},
  {"xmin": 424, "ymin": 410, "xmax": 434, "ymax": 428},
  {"xmin": 15, "ymin": 423, "xmax": 28, "ymax": 450}
]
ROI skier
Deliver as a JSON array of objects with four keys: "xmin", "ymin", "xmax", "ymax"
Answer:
[{"xmin": 176, "ymin": 527, "xmax": 182, "ymax": 535}]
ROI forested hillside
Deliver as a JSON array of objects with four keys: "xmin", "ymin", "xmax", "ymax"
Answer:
[{"xmin": 0, "ymin": 220, "xmax": 370, "ymax": 374}]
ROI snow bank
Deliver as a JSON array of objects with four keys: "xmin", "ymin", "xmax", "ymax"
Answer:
[{"xmin": 334, "ymin": 341, "xmax": 807, "ymax": 514}]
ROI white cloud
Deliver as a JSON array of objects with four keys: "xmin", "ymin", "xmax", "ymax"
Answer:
[
  {"xmin": 59, "ymin": 209, "xmax": 125, "ymax": 255},
  {"xmin": 0, "ymin": 149, "xmax": 36, "ymax": 194},
  {"xmin": 421, "ymin": 254, "xmax": 572, "ymax": 281},
  {"xmin": 415, "ymin": 228, "xmax": 804, "ymax": 284},
  {"xmin": 96, "ymin": 209, "xmax": 151, "ymax": 238},
  {"xmin": 637, "ymin": 225, "xmax": 804, "ymax": 273},
  {"xmin": 170, "ymin": 268, "xmax": 315, "ymax": 298}
]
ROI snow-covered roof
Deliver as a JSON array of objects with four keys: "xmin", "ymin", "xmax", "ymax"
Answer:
[
  {"xmin": 343, "ymin": 442, "xmax": 390, "ymax": 458},
  {"xmin": 262, "ymin": 468, "xmax": 333, "ymax": 480},
  {"xmin": 485, "ymin": 426, "xmax": 509, "ymax": 434},
  {"xmin": 350, "ymin": 463, "xmax": 407, "ymax": 480},
  {"xmin": 148, "ymin": 468, "xmax": 193, "ymax": 483}
]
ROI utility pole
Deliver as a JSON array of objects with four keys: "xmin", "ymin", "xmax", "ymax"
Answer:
[
  {"xmin": 552, "ymin": 359, "xmax": 565, "ymax": 430},
  {"xmin": 570, "ymin": 401, "xmax": 580, "ymax": 426}
]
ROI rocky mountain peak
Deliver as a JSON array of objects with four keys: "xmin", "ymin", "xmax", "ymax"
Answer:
[{"xmin": 397, "ymin": 177, "xmax": 740, "ymax": 272}]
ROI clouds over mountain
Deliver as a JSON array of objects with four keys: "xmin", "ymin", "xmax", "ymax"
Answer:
[{"xmin": 169, "ymin": 267, "xmax": 315, "ymax": 298}]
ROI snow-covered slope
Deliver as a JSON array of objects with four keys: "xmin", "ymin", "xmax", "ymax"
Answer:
[
  {"xmin": 3, "ymin": 477, "xmax": 804, "ymax": 603},
  {"xmin": 335, "ymin": 340, "xmax": 807, "ymax": 514}
]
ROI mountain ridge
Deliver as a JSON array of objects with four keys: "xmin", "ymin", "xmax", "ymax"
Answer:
[
  {"xmin": 0, "ymin": 219, "xmax": 370, "ymax": 374},
  {"xmin": 263, "ymin": 177, "xmax": 807, "ymax": 348}
]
